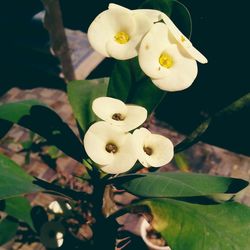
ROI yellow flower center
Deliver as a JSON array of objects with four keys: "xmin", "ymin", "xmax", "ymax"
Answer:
[
  {"xmin": 114, "ymin": 31, "xmax": 130, "ymax": 44},
  {"xmin": 181, "ymin": 35, "xmax": 186, "ymax": 42},
  {"xmin": 159, "ymin": 52, "xmax": 174, "ymax": 69}
]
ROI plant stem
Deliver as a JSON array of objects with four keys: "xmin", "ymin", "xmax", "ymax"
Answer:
[
  {"xmin": 91, "ymin": 177, "xmax": 118, "ymax": 249},
  {"xmin": 174, "ymin": 92, "xmax": 250, "ymax": 153}
]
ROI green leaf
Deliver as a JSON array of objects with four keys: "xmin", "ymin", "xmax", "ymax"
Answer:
[
  {"xmin": 3, "ymin": 197, "xmax": 34, "ymax": 230},
  {"xmin": 46, "ymin": 146, "xmax": 60, "ymax": 159},
  {"xmin": 107, "ymin": 0, "xmax": 192, "ymax": 114},
  {"xmin": 0, "ymin": 100, "xmax": 41, "ymax": 140},
  {"xmin": 143, "ymin": 199, "xmax": 250, "ymax": 250},
  {"xmin": 107, "ymin": 58, "xmax": 144, "ymax": 102},
  {"xmin": 0, "ymin": 217, "xmax": 18, "ymax": 245},
  {"xmin": 108, "ymin": 58, "xmax": 165, "ymax": 113},
  {"xmin": 107, "ymin": 58, "xmax": 165, "ymax": 115},
  {"xmin": 0, "ymin": 100, "xmax": 85, "ymax": 162},
  {"xmin": 67, "ymin": 78, "xmax": 109, "ymax": 134},
  {"xmin": 117, "ymin": 172, "xmax": 248, "ymax": 198},
  {"xmin": 0, "ymin": 99, "xmax": 43, "ymax": 120},
  {"xmin": 174, "ymin": 153, "xmax": 190, "ymax": 171},
  {"xmin": 127, "ymin": 77, "xmax": 166, "ymax": 114},
  {"xmin": 21, "ymin": 140, "xmax": 33, "ymax": 150},
  {"xmin": 0, "ymin": 153, "xmax": 42, "ymax": 200}
]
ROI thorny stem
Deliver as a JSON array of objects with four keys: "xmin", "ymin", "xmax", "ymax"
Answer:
[
  {"xmin": 175, "ymin": 92, "xmax": 250, "ymax": 153},
  {"xmin": 91, "ymin": 173, "xmax": 117, "ymax": 249},
  {"xmin": 215, "ymin": 92, "xmax": 250, "ymax": 117},
  {"xmin": 89, "ymin": 168, "xmax": 149, "ymax": 248}
]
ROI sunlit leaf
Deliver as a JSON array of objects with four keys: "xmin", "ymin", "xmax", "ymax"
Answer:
[
  {"xmin": 0, "ymin": 100, "xmax": 85, "ymax": 162},
  {"xmin": 143, "ymin": 199, "xmax": 250, "ymax": 250},
  {"xmin": 67, "ymin": 78, "xmax": 108, "ymax": 135},
  {"xmin": 0, "ymin": 153, "xmax": 42, "ymax": 200},
  {"xmin": 2, "ymin": 197, "xmax": 34, "ymax": 230}
]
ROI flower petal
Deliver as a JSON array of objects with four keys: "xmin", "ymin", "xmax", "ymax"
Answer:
[
  {"xmin": 120, "ymin": 105, "xmax": 147, "ymax": 131},
  {"xmin": 161, "ymin": 13, "xmax": 208, "ymax": 64},
  {"xmin": 87, "ymin": 10, "xmax": 114, "ymax": 57},
  {"xmin": 48, "ymin": 201, "xmax": 63, "ymax": 214},
  {"xmin": 133, "ymin": 128, "xmax": 151, "ymax": 168},
  {"xmin": 83, "ymin": 121, "xmax": 127, "ymax": 165},
  {"xmin": 110, "ymin": 4, "xmax": 162, "ymax": 25},
  {"xmin": 104, "ymin": 6, "xmax": 137, "ymax": 59},
  {"xmin": 106, "ymin": 5, "xmax": 136, "ymax": 35},
  {"xmin": 101, "ymin": 133, "xmax": 137, "ymax": 174},
  {"xmin": 184, "ymin": 45, "xmax": 208, "ymax": 64},
  {"xmin": 133, "ymin": 11, "xmax": 153, "ymax": 37},
  {"xmin": 92, "ymin": 97, "xmax": 127, "ymax": 124},
  {"xmin": 88, "ymin": 5, "xmax": 135, "ymax": 58},
  {"xmin": 106, "ymin": 37, "xmax": 139, "ymax": 60},
  {"xmin": 108, "ymin": 3, "xmax": 130, "ymax": 12},
  {"xmin": 109, "ymin": 4, "xmax": 153, "ymax": 36},
  {"xmin": 133, "ymin": 9, "xmax": 163, "ymax": 23},
  {"xmin": 92, "ymin": 97, "xmax": 147, "ymax": 131},
  {"xmin": 133, "ymin": 128, "xmax": 174, "ymax": 168},
  {"xmin": 144, "ymin": 133, "xmax": 174, "ymax": 167},
  {"xmin": 106, "ymin": 10, "xmax": 152, "ymax": 59},
  {"xmin": 139, "ymin": 23, "xmax": 172, "ymax": 79},
  {"xmin": 139, "ymin": 22, "xmax": 198, "ymax": 91},
  {"xmin": 151, "ymin": 46, "xmax": 198, "ymax": 91}
]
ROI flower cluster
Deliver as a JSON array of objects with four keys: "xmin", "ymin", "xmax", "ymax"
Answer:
[
  {"xmin": 83, "ymin": 97, "xmax": 174, "ymax": 174},
  {"xmin": 88, "ymin": 4, "xmax": 207, "ymax": 92}
]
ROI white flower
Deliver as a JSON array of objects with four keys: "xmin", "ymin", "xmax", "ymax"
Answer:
[
  {"xmin": 161, "ymin": 13, "xmax": 208, "ymax": 64},
  {"xmin": 133, "ymin": 128, "xmax": 174, "ymax": 168},
  {"xmin": 48, "ymin": 201, "xmax": 63, "ymax": 214},
  {"xmin": 48, "ymin": 200, "xmax": 72, "ymax": 214},
  {"xmin": 133, "ymin": 8, "xmax": 163, "ymax": 23},
  {"xmin": 139, "ymin": 22, "xmax": 198, "ymax": 91},
  {"xmin": 92, "ymin": 97, "xmax": 147, "ymax": 132},
  {"xmin": 87, "ymin": 4, "xmax": 152, "ymax": 60},
  {"xmin": 40, "ymin": 222, "xmax": 65, "ymax": 248},
  {"xmin": 134, "ymin": 8, "xmax": 208, "ymax": 64},
  {"xmin": 83, "ymin": 121, "xmax": 137, "ymax": 174}
]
